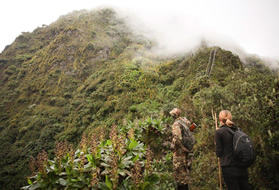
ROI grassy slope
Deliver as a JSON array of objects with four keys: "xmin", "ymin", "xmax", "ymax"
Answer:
[{"xmin": 0, "ymin": 8, "xmax": 278, "ymax": 189}]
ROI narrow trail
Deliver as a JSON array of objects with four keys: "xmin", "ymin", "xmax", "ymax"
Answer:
[{"xmin": 206, "ymin": 48, "xmax": 217, "ymax": 77}]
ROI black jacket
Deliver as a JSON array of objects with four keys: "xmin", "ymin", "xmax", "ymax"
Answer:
[{"xmin": 215, "ymin": 124, "xmax": 238, "ymax": 167}]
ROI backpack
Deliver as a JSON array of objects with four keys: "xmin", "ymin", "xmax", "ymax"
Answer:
[
  {"xmin": 225, "ymin": 127, "xmax": 256, "ymax": 167},
  {"xmin": 177, "ymin": 119, "xmax": 195, "ymax": 151}
]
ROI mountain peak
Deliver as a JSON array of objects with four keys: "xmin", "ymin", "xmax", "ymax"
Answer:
[{"xmin": 0, "ymin": 8, "xmax": 277, "ymax": 190}]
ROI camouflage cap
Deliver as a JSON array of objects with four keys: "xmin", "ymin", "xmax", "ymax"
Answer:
[{"xmin": 169, "ymin": 108, "xmax": 181, "ymax": 117}]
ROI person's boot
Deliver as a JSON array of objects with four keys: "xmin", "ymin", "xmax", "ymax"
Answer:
[{"xmin": 177, "ymin": 184, "xmax": 189, "ymax": 190}]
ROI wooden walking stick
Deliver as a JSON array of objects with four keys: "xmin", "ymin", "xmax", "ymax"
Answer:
[{"xmin": 215, "ymin": 112, "xmax": 222, "ymax": 190}]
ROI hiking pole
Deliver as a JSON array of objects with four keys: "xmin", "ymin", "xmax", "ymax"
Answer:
[{"xmin": 215, "ymin": 112, "xmax": 222, "ymax": 190}]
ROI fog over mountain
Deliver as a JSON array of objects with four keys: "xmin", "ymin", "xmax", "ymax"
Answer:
[{"xmin": 1, "ymin": 0, "xmax": 279, "ymax": 66}]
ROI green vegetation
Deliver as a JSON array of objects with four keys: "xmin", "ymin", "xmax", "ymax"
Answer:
[
  {"xmin": 0, "ymin": 8, "xmax": 278, "ymax": 189},
  {"xmin": 22, "ymin": 118, "xmax": 174, "ymax": 190}
]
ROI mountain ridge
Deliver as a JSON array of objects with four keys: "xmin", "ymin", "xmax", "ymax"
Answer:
[{"xmin": 0, "ymin": 8, "xmax": 278, "ymax": 189}]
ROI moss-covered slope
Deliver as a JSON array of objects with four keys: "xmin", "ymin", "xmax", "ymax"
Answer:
[{"xmin": 0, "ymin": 8, "xmax": 278, "ymax": 189}]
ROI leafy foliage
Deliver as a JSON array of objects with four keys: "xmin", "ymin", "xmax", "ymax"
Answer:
[{"xmin": 22, "ymin": 118, "xmax": 174, "ymax": 190}]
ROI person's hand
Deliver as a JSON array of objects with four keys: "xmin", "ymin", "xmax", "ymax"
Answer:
[{"xmin": 170, "ymin": 143, "xmax": 175, "ymax": 150}]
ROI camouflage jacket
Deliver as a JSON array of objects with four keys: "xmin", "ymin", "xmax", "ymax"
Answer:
[
  {"xmin": 171, "ymin": 117, "xmax": 192, "ymax": 156},
  {"xmin": 171, "ymin": 117, "xmax": 193, "ymax": 184}
]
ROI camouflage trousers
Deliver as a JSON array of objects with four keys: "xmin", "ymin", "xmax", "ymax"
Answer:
[{"xmin": 173, "ymin": 153, "xmax": 192, "ymax": 185}]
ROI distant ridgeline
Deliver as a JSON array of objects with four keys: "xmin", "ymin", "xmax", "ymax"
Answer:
[{"xmin": 0, "ymin": 8, "xmax": 278, "ymax": 190}]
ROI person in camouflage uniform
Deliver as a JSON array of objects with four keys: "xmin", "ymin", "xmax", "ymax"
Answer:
[{"xmin": 170, "ymin": 108, "xmax": 194, "ymax": 190}]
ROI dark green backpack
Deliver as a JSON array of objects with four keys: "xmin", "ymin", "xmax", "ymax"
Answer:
[{"xmin": 177, "ymin": 119, "xmax": 195, "ymax": 150}]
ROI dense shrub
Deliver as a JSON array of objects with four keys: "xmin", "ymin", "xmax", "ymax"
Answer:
[{"xmin": 22, "ymin": 118, "xmax": 175, "ymax": 190}]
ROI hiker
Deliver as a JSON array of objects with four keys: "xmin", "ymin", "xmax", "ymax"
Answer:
[
  {"xmin": 215, "ymin": 110, "xmax": 250, "ymax": 190},
  {"xmin": 169, "ymin": 108, "xmax": 195, "ymax": 190}
]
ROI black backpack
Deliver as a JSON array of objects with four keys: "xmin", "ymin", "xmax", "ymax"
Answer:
[
  {"xmin": 225, "ymin": 127, "xmax": 256, "ymax": 167},
  {"xmin": 177, "ymin": 119, "xmax": 195, "ymax": 151}
]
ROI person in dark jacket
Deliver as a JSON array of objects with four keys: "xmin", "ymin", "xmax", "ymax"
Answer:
[{"xmin": 215, "ymin": 110, "xmax": 250, "ymax": 190}]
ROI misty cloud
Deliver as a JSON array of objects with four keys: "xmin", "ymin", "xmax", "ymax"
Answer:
[{"xmin": 121, "ymin": 9, "xmax": 242, "ymax": 56}]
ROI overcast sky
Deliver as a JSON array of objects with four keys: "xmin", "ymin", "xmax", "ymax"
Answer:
[{"xmin": 0, "ymin": 0, "xmax": 278, "ymax": 60}]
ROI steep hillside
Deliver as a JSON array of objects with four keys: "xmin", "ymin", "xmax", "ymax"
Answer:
[{"xmin": 0, "ymin": 8, "xmax": 278, "ymax": 189}]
